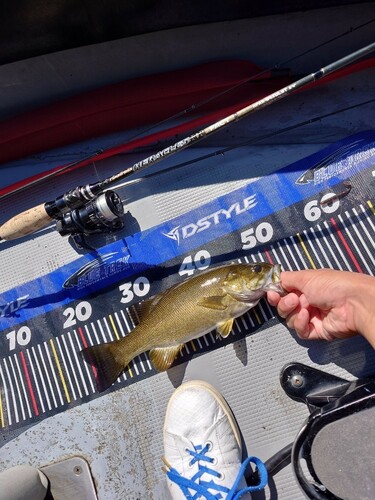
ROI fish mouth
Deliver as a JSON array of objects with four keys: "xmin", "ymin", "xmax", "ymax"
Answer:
[
  {"xmin": 265, "ymin": 264, "xmax": 284, "ymax": 294},
  {"xmin": 229, "ymin": 264, "xmax": 284, "ymax": 302}
]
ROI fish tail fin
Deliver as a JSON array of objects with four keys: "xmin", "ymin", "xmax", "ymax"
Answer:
[{"xmin": 81, "ymin": 342, "xmax": 126, "ymax": 393}]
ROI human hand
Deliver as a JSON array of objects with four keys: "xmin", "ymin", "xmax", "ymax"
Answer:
[{"xmin": 267, "ymin": 269, "xmax": 375, "ymax": 347}]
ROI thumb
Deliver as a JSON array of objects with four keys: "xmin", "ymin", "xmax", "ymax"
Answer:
[{"xmin": 280, "ymin": 270, "xmax": 317, "ymax": 293}]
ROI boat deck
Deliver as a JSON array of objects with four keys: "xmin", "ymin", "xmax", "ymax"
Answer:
[{"xmin": 0, "ymin": 5, "xmax": 374, "ymax": 499}]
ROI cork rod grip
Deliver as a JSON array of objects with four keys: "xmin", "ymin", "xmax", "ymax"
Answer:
[{"xmin": 0, "ymin": 203, "xmax": 53, "ymax": 240}]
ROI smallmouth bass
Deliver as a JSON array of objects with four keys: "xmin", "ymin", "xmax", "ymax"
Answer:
[{"xmin": 81, "ymin": 262, "xmax": 283, "ymax": 392}]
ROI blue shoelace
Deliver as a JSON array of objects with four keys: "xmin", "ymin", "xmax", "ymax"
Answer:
[{"xmin": 165, "ymin": 443, "xmax": 268, "ymax": 499}]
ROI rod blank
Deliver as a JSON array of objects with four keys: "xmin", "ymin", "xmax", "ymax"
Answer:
[{"xmin": 102, "ymin": 41, "xmax": 375, "ymax": 187}]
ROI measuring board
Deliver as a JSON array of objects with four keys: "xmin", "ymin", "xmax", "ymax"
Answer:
[{"xmin": 0, "ymin": 130, "xmax": 374, "ymax": 442}]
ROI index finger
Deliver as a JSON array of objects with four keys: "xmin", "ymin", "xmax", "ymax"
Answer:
[{"xmin": 280, "ymin": 270, "xmax": 317, "ymax": 293}]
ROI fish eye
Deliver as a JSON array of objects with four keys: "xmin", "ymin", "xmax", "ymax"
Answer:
[{"xmin": 253, "ymin": 264, "xmax": 262, "ymax": 273}]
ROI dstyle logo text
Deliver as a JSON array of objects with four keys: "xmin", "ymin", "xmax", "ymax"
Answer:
[{"xmin": 163, "ymin": 195, "xmax": 257, "ymax": 245}]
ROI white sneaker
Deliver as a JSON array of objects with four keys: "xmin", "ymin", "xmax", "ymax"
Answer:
[{"xmin": 162, "ymin": 380, "xmax": 267, "ymax": 499}]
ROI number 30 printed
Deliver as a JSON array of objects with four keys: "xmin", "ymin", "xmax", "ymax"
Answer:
[{"xmin": 119, "ymin": 277, "xmax": 151, "ymax": 304}]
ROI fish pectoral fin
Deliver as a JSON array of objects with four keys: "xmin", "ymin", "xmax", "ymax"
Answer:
[
  {"xmin": 216, "ymin": 319, "xmax": 234, "ymax": 338},
  {"xmin": 149, "ymin": 345, "xmax": 184, "ymax": 372},
  {"xmin": 197, "ymin": 295, "xmax": 228, "ymax": 311}
]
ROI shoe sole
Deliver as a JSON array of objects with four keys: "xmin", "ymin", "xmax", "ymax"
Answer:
[{"xmin": 163, "ymin": 380, "xmax": 242, "ymax": 452}]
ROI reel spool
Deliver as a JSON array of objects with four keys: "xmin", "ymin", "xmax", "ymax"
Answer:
[{"xmin": 55, "ymin": 190, "xmax": 124, "ymax": 248}]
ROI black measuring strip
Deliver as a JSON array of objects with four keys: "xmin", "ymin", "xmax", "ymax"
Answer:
[{"xmin": 0, "ymin": 164, "xmax": 374, "ymax": 439}]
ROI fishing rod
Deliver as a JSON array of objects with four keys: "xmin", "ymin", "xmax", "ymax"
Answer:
[
  {"xmin": 0, "ymin": 41, "xmax": 374, "ymax": 243},
  {"xmin": 1, "ymin": 18, "xmax": 373, "ymax": 202}
]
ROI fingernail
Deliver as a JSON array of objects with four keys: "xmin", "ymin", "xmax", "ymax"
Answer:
[{"xmin": 284, "ymin": 295, "xmax": 296, "ymax": 308}]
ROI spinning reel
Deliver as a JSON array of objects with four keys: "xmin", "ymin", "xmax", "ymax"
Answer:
[{"xmin": 50, "ymin": 189, "xmax": 125, "ymax": 249}]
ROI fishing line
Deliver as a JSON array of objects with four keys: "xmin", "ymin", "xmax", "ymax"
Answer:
[
  {"xmin": 111, "ymin": 17, "xmax": 375, "ymax": 146},
  {"xmin": 114, "ymin": 97, "xmax": 375, "ymax": 189},
  {"xmin": 29, "ymin": 15, "xmax": 375, "ymax": 177},
  {"xmin": 95, "ymin": 41, "xmax": 374, "ymax": 191}
]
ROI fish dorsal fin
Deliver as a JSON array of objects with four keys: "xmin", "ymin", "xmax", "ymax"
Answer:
[
  {"xmin": 149, "ymin": 345, "xmax": 184, "ymax": 371},
  {"xmin": 133, "ymin": 284, "xmax": 180, "ymax": 321},
  {"xmin": 132, "ymin": 292, "xmax": 165, "ymax": 321},
  {"xmin": 197, "ymin": 295, "xmax": 227, "ymax": 311},
  {"xmin": 216, "ymin": 319, "xmax": 234, "ymax": 338},
  {"xmin": 132, "ymin": 300, "xmax": 154, "ymax": 322}
]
